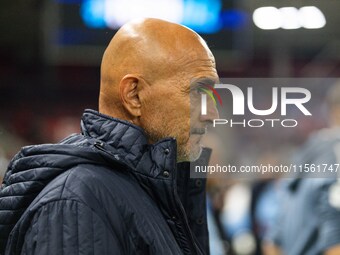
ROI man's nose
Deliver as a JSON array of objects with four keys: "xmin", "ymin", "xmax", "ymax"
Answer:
[{"xmin": 200, "ymin": 97, "xmax": 219, "ymax": 122}]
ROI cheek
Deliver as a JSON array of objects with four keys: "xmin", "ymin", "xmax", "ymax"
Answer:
[
  {"xmin": 190, "ymin": 97, "xmax": 201, "ymax": 126},
  {"xmin": 190, "ymin": 92, "xmax": 203, "ymax": 113},
  {"xmin": 177, "ymin": 100, "xmax": 191, "ymax": 130},
  {"xmin": 141, "ymin": 87, "xmax": 191, "ymax": 133},
  {"xmin": 191, "ymin": 105, "xmax": 201, "ymax": 119},
  {"xmin": 154, "ymin": 94, "xmax": 190, "ymax": 123}
]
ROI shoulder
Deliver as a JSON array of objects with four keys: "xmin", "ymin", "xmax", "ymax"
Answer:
[{"xmin": 29, "ymin": 163, "xmax": 146, "ymax": 215}]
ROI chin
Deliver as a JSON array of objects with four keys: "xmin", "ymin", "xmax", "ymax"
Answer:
[
  {"xmin": 177, "ymin": 143, "xmax": 202, "ymax": 162},
  {"xmin": 187, "ymin": 144, "xmax": 203, "ymax": 162}
]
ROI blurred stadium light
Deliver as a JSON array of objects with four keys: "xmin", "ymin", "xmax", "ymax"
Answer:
[
  {"xmin": 299, "ymin": 6, "xmax": 326, "ymax": 29},
  {"xmin": 80, "ymin": 0, "xmax": 228, "ymax": 34},
  {"xmin": 253, "ymin": 6, "xmax": 326, "ymax": 30},
  {"xmin": 252, "ymin": 7, "xmax": 282, "ymax": 30},
  {"xmin": 280, "ymin": 7, "xmax": 300, "ymax": 30}
]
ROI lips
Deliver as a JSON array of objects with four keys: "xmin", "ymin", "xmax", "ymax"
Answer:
[{"xmin": 190, "ymin": 127, "xmax": 207, "ymax": 135}]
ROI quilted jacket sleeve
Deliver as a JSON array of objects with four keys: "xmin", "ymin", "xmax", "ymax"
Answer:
[{"xmin": 19, "ymin": 200, "xmax": 124, "ymax": 255}]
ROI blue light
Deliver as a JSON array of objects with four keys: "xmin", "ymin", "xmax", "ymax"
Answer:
[
  {"xmin": 79, "ymin": 0, "xmax": 223, "ymax": 33},
  {"xmin": 181, "ymin": 0, "xmax": 222, "ymax": 34},
  {"xmin": 80, "ymin": 0, "xmax": 106, "ymax": 28},
  {"xmin": 221, "ymin": 10, "xmax": 248, "ymax": 29}
]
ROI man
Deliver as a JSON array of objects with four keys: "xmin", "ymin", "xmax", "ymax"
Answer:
[
  {"xmin": 0, "ymin": 18, "xmax": 219, "ymax": 254},
  {"xmin": 263, "ymin": 82, "xmax": 340, "ymax": 255}
]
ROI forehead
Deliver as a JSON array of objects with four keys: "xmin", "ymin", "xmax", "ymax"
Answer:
[
  {"xmin": 180, "ymin": 57, "xmax": 218, "ymax": 86},
  {"xmin": 186, "ymin": 50, "xmax": 218, "ymax": 82},
  {"xmin": 166, "ymin": 38, "xmax": 218, "ymax": 87}
]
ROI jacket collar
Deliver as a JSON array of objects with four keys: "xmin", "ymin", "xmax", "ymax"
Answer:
[{"xmin": 81, "ymin": 109, "xmax": 178, "ymax": 180}]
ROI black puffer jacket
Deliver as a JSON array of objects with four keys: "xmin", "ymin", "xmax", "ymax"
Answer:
[{"xmin": 0, "ymin": 109, "xmax": 210, "ymax": 255}]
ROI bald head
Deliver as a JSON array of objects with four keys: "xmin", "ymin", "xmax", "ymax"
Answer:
[{"xmin": 99, "ymin": 18, "xmax": 216, "ymax": 119}]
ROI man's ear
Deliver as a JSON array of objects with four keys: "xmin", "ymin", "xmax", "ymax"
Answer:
[{"xmin": 119, "ymin": 75, "xmax": 142, "ymax": 118}]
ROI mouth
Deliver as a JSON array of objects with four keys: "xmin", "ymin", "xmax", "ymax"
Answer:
[{"xmin": 190, "ymin": 127, "xmax": 207, "ymax": 135}]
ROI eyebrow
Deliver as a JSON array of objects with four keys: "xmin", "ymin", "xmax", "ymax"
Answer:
[{"xmin": 191, "ymin": 77, "xmax": 220, "ymax": 87}]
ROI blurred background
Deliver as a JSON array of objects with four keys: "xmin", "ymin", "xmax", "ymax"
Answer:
[{"xmin": 1, "ymin": 0, "xmax": 340, "ymax": 254}]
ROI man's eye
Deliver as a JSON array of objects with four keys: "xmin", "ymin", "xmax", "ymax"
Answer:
[
  {"xmin": 191, "ymin": 86, "xmax": 204, "ymax": 95},
  {"xmin": 198, "ymin": 88, "xmax": 206, "ymax": 94}
]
